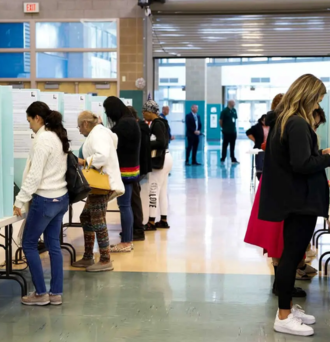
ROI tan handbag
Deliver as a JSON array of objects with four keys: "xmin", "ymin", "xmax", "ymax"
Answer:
[{"xmin": 82, "ymin": 159, "xmax": 111, "ymax": 195}]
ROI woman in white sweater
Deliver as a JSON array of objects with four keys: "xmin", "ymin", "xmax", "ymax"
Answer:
[
  {"xmin": 72, "ymin": 111, "xmax": 124, "ymax": 272},
  {"xmin": 13, "ymin": 101, "xmax": 70, "ymax": 306}
]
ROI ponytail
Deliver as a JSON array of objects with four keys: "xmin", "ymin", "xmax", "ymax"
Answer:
[
  {"xmin": 45, "ymin": 110, "xmax": 70, "ymax": 153},
  {"xmin": 26, "ymin": 101, "xmax": 70, "ymax": 153}
]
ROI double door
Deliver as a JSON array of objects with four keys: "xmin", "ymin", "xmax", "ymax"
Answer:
[{"xmin": 237, "ymin": 100, "xmax": 270, "ymax": 137}]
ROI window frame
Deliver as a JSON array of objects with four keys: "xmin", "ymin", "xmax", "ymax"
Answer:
[{"xmin": 0, "ymin": 19, "xmax": 119, "ymax": 89}]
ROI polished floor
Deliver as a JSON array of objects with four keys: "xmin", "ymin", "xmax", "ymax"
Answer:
[{"xmin": 1, "ymin": 139, "xmax": 330, "ymax": 341}]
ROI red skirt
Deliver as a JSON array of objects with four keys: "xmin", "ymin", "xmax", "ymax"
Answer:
[{"xmin": 244, "ymin": 176, "xmax": 284, "ymax": 259}]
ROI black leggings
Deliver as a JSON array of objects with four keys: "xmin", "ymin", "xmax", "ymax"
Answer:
[{"xmin": 277, "ymin": 214, "xmax": 317, "ymax": 309}]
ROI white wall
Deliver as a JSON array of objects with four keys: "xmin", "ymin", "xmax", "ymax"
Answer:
[
  {"xmin": 222, "ymin": 61, "xmax": 330, "ymax": 87},
  {"xmin": 159, "ymin": 66, "xmax": 185, "ymax": 86}
]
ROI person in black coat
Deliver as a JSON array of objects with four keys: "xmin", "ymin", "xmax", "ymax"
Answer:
[
  {"xmin": 104, "ymin": 96, "xmax": 141, "ymax": 252},
  {"xmin": 259, "ymin": 74, "xmax": 330, "ymax": 336},
  {"xmin": 246, "ymin": 114, "xmax": 269, "ymax": 179},
  {"xmin": 185, "ymin": 105, "xmax": 202, "ymax": 166},
  {"xmin": 127, "ymin": 106, "xmax": 152, "ymax": 241}
]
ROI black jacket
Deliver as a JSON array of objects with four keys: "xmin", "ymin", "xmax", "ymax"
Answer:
[
  {"xmin": 259, "ymin": 111, "xmax": 330, "ymax": 222},
  {"xmin": 186, "ymin": 112, "xmax": 202, "ymax": 138},
  {"xmin": 138, "ymin": 120, "xmax": 152, "ymax": 177},
  {"xmin": 150, "ymin": 118, "xmax": 169, "ymax": 169},
  {"xmin": 150, "ymin": 118, "xmax": 169, "ymax": 151},
  {"xmin": 246, "ymin": 122, "xmax": 264, "ymax": 149},
  {"xmin": 111, "ymin": 116, "xmax": 141, "ymax": 183}
]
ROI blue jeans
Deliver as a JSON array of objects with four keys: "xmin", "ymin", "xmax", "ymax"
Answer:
[
  {"xmin": 22, "ymin": 193, "xmax": 69, "ymax": 295},
  {"xmin": 117, "ymin": 183, "xmax": 133, "ymax": 243}
]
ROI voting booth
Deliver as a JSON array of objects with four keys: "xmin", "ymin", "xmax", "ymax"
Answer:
[{"xmin": 0, "ymin": 86, "xmax": 132, "ymax": 295}]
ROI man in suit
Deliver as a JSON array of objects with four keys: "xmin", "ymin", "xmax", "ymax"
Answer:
[
  {"xmin": 220, "ymin": 100, "xmax": 239, "ymax": 164},
  {"xmin": 185, "ymin": 104, "xmax": 202, "ymax": 166}
]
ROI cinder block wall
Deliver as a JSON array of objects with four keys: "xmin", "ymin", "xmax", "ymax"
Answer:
[{"xmin": 0, "ymin": 0, "xmax": 143, "ymax": 19}]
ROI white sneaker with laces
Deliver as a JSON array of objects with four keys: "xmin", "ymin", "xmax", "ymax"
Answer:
[
  {"xmin": 274, "ymin": 311, "xmax": 314, "ymax": 336},
  {"xmin": 291, "ymin": 304, "xmax": 316, "ymax": 325}
]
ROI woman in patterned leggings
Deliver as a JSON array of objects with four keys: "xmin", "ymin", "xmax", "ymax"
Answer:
[{"xmin": 72, "ymin": 111, "xmax": 124, "ymax": 272}]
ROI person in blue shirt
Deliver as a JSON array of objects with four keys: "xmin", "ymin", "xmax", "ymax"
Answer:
[{"xmin": 159, "ymin": 106, "xmax": 174, "ymax": 142}]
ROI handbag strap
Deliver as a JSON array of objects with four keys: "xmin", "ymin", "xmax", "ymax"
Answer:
[{"xmin": 85, "ymin": 157, "xmax": 104, "ymax": 174}]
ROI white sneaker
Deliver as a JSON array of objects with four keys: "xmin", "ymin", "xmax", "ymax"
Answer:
[
  {"xmin": 291, "ymin": 305, "xmax": 316, "ymax": 325},
  {"xmin": 274, "ymin": 311, "xmax": 314, "ymax": 336}
]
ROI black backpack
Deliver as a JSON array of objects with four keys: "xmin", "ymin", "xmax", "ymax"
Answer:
[{"xmin": 66, "ymin": 152, "xmax": 91, "ymax": 204}]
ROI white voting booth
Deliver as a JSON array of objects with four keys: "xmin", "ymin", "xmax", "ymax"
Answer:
[{"xmin": 0, "ymin": 87, "xmax": 133, "ymax": 232}]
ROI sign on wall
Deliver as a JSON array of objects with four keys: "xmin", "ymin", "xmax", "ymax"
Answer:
[{"xmin": 23, "ymin": 3, "xmax": 39, "ymax": 13}]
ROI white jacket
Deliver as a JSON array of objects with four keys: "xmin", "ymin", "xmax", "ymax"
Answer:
[
  {"xmin": 15, "ymin": 126, "xmax": 68, "ymax": 208},
  {"xmin": 82, "ymin": 124, "xmax": 125, "ymax": 199}
]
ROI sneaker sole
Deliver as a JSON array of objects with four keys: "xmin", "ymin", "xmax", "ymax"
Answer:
[
  {"xmin": 274, "ymin": 325, "xmax": 314, "ymax": 336},
  {"xmin": 72, "ymin": 265, "xmax": 93, "ymax": 268},
  {"xmin": 301, "ymin": 318, "xmax": 316, "ymax": 325},
  {"xmin": 86, "ymin": 267, "xmax": 114, "ymax": 272},
  {"xmin": 50, "ymin": 301, "xmax": 62, "ymax": 306},
  {"xmin": 21, "ymin": 301, "xmax": 50, "ymax": 306}
]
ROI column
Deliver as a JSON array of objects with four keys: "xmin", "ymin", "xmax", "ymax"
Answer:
[
  {"xmin": 206, "ymin": 66, "xmax": 222, "ymax": 141},
  {"xmin": 185, "ymin": 59, "xmax": 207, "ymax": 134}
]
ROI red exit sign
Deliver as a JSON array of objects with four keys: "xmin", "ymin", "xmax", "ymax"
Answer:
[{"xmin": 24, "ymin": 3, "xmax": 40, "ymax": 13}]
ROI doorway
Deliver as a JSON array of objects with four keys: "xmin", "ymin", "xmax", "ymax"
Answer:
[{"xmin": 237, "ymin": 100, "xmax": 270, "ymax": 137}]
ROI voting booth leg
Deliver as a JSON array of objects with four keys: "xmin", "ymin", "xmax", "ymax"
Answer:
[
  {"xmin": 250, "ymin": 155, "xmax": 255, "ymax": 191},
  {"xmin": 312, "ymin": 219, "xmax": 328, "ymax": 246},
  {"xmin": 319, "ymin": 251, "xmax": 330, "ymax": 273},
  {"xmin": 324, "ymin": 256, "xmax": 330, "ymax": 276},
  {"xmin": 60, "ymin": 223, "xmax": 76, "ymax": 265},
  {"xmin": 14, "ymin": 247, "xmax": 24, "ymax": 265},
  {"xmin": 316, "ymin": 230, "xmax": 330, "ymax": 249},
  {"xmin": 0, "ymin": 225, "xmax": 27, "ymax": 296}
]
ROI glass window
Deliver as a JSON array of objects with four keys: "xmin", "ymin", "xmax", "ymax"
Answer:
[
  {"xmin": 0, "ymin": 53, "xmax": 30, "ymax": 78},
  {"xmin": 0, "ymin": 23, "xmax": 30, "ymax": 48},
  {"xmin": 36, "ymin": 52, "xmax": 117, "ymax": 78},
  {"xmin": 36, "ymin": 22, "xmax": 117, "ymax": 49}
]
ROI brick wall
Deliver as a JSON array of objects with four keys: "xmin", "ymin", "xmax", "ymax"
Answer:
[
  {"xmin": 119, "ymin": 18, "xmax": 144, "ymax": 91},
  {"xmin": 0, "ymin": 0, "xmax": 143, "ymax": 19}
]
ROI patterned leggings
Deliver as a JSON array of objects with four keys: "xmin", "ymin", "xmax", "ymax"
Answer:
[{"xmin": 80, "ymin": 194, "xmax": 110, "ymax": 263}]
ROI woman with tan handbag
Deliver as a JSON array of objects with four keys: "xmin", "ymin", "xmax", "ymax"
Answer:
[{"xmin": 72, "ymin": 111, "xmax": 124, "ymax": 272}]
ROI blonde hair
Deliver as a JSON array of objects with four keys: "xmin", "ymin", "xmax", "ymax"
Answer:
[
  {"xmin": 275, "ymin": 74, "xmax": 326, "ymax": 138},
  {"xmin": 78, "ymin": 111, "xmax": 98, "ymax": 126}
]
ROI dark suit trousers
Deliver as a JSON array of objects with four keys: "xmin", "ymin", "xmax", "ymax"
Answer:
[
  {"xmin": 131, "ymin": 181, "xmax": 144, "ymax": 232},
  {"xmin": 186, "ymin": 135, "xmax": 199, "ymax": 163},
  {"xmin": 221, "ymin": 132, "xmax": 237, "ymax": 161}
]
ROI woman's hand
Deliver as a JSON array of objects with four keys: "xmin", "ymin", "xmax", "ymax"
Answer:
[
  {"xmin": 78, "ymin": 158, "xmax": 85, "ymax": 167},
  {"xmin": 13, "ymin": 206, "xmax": 22, "ymax": 217},
  {"xmin": 323, "ymin": 148, "xmax": 330, "ymax": 155}
]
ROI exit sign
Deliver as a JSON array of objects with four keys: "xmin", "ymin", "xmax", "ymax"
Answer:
[{"xmin": 24, "ymin": 3, "xmax": 39, "ymax": 13}]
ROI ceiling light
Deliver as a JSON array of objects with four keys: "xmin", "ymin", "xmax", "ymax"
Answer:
[{"xmin": 241, "ymin": 44, "xmax": 263, "ymax": 47}]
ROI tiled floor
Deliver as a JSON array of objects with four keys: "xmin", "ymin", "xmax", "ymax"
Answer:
[{"xmin": 1, "ymin": 139, "xmax": 330, "ymax": 341}]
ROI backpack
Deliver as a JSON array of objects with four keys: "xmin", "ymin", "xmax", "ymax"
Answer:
[{"xmin": 66, "ymin": 152, "xmax": 91, "ymax": 204}]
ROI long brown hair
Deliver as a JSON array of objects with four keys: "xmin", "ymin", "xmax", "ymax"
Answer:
[
  {"xmin": 275, "ymin": 74, "xmax": 326, "ymax": 138},
  {"xmin": 271, "ymin": 93, "xmax": 284, "ymax": 111}
]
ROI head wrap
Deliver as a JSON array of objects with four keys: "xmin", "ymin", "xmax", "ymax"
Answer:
[{"xmin": 142, "ymin": 100, "xmax": 160, "ymax": 115}]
